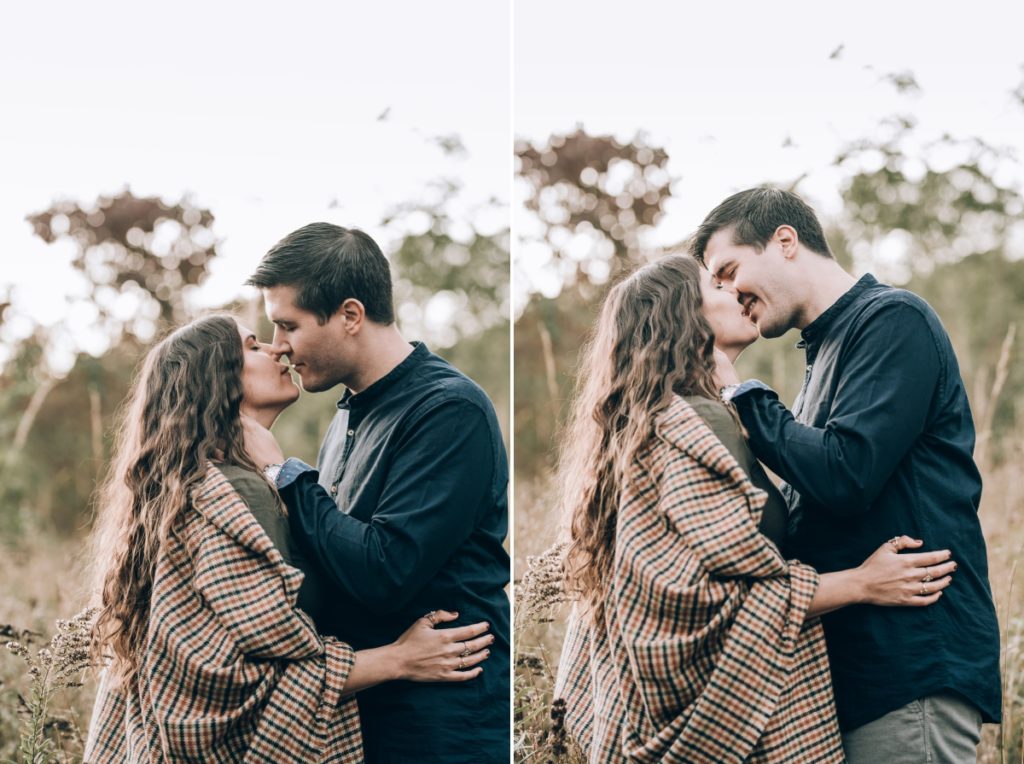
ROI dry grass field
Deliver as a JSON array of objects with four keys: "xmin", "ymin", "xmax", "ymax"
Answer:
[{"xmin": 514, "ymin": 436, "xmax": 1024, "ymax": 763}]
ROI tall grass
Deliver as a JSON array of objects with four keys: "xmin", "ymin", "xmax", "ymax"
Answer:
[
  {"xmin": 0, "ymin": 538, "xmax": 95, "ymax": 762},
  {"xmin": 514, "ymin": 439, "xmax": 1024, "ymax": 762}
]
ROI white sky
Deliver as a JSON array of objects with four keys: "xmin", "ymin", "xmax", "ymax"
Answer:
[
  {"xmin": 514, "ymin": 0, "xmax": 1024, "ymax": 303},
  {"xmin": 5, "ymin": 1, "xmax": 1024, "ymax": 363},
  {"xmin": 0, "ymin": 0, "xmax": 511, "ymax": 371}
]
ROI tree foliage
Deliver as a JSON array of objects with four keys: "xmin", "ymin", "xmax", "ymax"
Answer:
[
  {"xmin": 514, "ymin": 117, "xmax": 1024, "ymax": 482},
  {"xmin": 26, "ymin": 189, "xmax": 219, "ymax": 333}
]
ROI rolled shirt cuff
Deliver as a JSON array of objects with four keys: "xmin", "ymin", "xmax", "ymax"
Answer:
[
  {"xmin": 722, "ymin": 379, "xmax": 774, "ymax": 402},
  {"xmin": 277, "ymin": 457, "xmax": 317, "ymax": 489}
]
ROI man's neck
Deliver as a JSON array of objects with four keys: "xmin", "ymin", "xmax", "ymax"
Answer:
[
  {"xmin": 346, "ymin": 327, "xmax": 414, "ymax": 394},
  {"xmin": 794, "ymin": 259, "xmax": 858, "ymax": 331}
]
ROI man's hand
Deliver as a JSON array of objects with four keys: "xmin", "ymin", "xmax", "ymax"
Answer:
[
  {"xmin": 712, "ymin": 347, "xmax": 741, "ymax": 390},
  {"xmin": 241, "ymin": 414, "xmax": 285, "ymax": 468}
]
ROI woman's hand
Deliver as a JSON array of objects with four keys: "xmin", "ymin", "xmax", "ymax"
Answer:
[
  {"xmin": 392, "ymin": 610, "xmax": 494, "ymax": 682},
  {"xmin": 712, "ymin": 347, "xmax": 741, "ymax": 390},
  {"xmin": 241, "ymin": 414, "xmax": 285, "ymax": 468},
  {"xmin": 856, "ymin": 535, "xmax": 956, "ymax": 606}
]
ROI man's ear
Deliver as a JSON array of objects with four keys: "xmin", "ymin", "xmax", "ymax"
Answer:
[
  {"xmin": 337, "ymin": 298, "xmax": 366, "ymax": 334},
  {"xmin": 774, "ymin": 225, "xmax": 799, "ymax": 259}
]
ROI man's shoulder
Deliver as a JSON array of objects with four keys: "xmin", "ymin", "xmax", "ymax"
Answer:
[
  {"xmin": 854, "ymin": 283, "xmax": 946, "ymax": 336},
  {"xmin": 415, "ymin": 355, "xmax": 498, "ymax": 415},
  {"xmin": 860, "ymin": 283, "xmax": 937, "ymax": 317}
]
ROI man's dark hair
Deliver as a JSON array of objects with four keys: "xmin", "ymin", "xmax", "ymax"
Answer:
[
  {"xmin": 246, "ymin": 223, "xmax": 394, "ymax": 325},
  {"xmin": 689, "ymin": 186, "xmax": 833, "ymax": 266}
]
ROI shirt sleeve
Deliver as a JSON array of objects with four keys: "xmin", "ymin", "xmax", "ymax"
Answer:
[
  {"xmin": 731, "ymin": 301, "xmax": 941, "ymax": 516},
  {"xmin": 279, "ymin": 399, "xmax": 495, "ymax": 614}
]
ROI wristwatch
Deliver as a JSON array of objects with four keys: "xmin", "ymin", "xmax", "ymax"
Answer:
[
  {"xmin": 262, "ymin": 463, "xmax": 283, "ymax": 484},
  {"xmin": 719, "ymin": 383, "xmax": 741, "ymax": 402}
]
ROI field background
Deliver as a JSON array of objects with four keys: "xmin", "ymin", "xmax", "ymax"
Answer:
[{"xmin": 512, "ymin": 60, "xmax": 1024, "ymax": 764}]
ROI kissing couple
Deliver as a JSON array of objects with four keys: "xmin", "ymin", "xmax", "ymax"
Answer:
[
  {"xmin": 555, "ymin": 187, "xmax": 1001, "ymax": 763},
  {"xmin": 84, "ymin": 223, "xmax": 510, "ymax": 763}
]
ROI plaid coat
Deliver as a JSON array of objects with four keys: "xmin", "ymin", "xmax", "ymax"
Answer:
[
  {"xmin": 555, "ymin": 396, "xmax": 844, "ymax": 763},
  {"xmin": 84, "ymin": 464, "xmax": 363, "ymax": 763}
]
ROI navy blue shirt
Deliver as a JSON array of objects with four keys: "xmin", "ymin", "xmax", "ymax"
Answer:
[
  {"xmin": 729, "ymin": 274, "xmax": 1000, "ymax": 732},
  {"xmin": 276, "ymin": 342, "xmax": 510, "ymax": 763}
]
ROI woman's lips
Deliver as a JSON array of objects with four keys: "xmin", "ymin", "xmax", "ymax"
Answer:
[{"xmin": 741, "ymin": 296, "xmax": 758, "ymax": 319}]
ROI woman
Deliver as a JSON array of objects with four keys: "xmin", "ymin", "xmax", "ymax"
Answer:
[
  {"xmin": 554, "ymin": 255, "xmax": 956, "ymax": 763},
  {"xmin": 85, "ymin": 315, "xmax": 492, "ymax": 763}
]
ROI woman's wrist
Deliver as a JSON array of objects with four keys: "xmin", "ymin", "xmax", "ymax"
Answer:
[
  {"xmin": 846, "ymin": 565, "xmax": 870, "ymax": 605},
  {"xmin": 380, "ymin": 639, "xmax": 407, "ymax": 680},
  {"xmin": 353, "ymin": 644, "xmax": 405, "ymax": 684}
]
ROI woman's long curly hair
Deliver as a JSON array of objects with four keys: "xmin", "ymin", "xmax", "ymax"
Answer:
[
  {"xmin": 90, "ymin": 315, "xmax": 264, "ymax": 684},
  {"xmin": 560, "ymin": 255, "xmax": 721, "ymax": 624}
]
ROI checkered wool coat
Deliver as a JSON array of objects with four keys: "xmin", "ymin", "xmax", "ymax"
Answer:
[
  {"xmin": 84, "ymin": 464, "xmax": 363, "ymax": 763},
  {"xmin": 555, "ymin": 395, "xmax": 844, "ymax": 763}
]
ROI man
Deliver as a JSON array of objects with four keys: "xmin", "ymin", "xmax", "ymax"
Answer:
[
  {"xmin": 691, "ymin": 187, "xmax": 1000, "ymax": 763},
  {"xmin": 244, "ymin": 222, "xmax": 510, "ymax": 763}
]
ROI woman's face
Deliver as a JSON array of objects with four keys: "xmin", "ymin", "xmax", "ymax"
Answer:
[
  {"xmin": 237, "ymin": 323, "xmax": 300, "ymax": 413},
  {"xmin": 699, "ymin": 266, "xmax": 760, "ymax": 352}
]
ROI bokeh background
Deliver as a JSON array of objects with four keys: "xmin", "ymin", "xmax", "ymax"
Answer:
[
  {"xmin": 512, "ymin": 2, "xmax": 1024, "ymax": 761},
  {"xmin": 0, "ymin": 2, "xmax": 510, "ymax": 759}
]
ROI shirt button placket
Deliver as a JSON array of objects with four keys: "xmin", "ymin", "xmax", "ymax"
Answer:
[{"xmin": 331, "ymin": 428, "xmax": 355, "ymax": 500}]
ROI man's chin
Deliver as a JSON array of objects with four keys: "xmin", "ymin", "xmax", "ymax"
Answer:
[
  {"xmin": 298, "ymin": 374, "xmax": 335, "ymax": 394},
  {"xmin": 755, "ymin": 317, "xmax": 789, "ymax": 339}
]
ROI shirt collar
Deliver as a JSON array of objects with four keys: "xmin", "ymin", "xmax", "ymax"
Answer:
[
  {"xmin": 337, "ymin": 341, "xmax": 429, "ymax": 410},
  {"xmin": 798, "ymin": 273, "xmax": 878, "ymax": 349}
]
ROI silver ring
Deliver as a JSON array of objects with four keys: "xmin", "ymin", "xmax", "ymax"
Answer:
[
  {"xmin": 459, "ymin": 642, "xmax": 471, "ymax": 658},
  {"xmin": 889, "ymin": 536, "xmax": 901, "ymax": 551},
  {"xmin": 922, "ymin": 572, "xmax": 933, "ymax": 583},
  {"xmin": 920, "ymin": 583, "xmax": 928, "ymax": 596},
  {"xmin": 425, "ymin": 611, "xmax": 437, "ymax": 627}
]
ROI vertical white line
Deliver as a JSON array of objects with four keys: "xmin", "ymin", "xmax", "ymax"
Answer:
[{"xmin": 507, "ymin": 0, "xmax": 517, "ymax": 758}]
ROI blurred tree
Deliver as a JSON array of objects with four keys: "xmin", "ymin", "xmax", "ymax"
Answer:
[
  {"xmin": 1, "ymin": 190, "xmax": 220, "ymax": 535},
  {"xmin": 26, "ymin": 188, "xmax": 219, "ymax": 332},
  {"xmin": 383, "ymin": 179, "xmax": 511, "ymax": 437},
  {"xmin": 832, "ymin": 120, "xmax": 1024, "ymax": 454},
  {"xmin": 515, "ymin": 117, "xmax": 1024, "ymax": 482},
  {"xmin": 514, "ymin": 130, "xmax": 674, "ymax": 480},
  {"xmin": 517, "ymin": 129, "xmax": 672, "ymax": 299}
]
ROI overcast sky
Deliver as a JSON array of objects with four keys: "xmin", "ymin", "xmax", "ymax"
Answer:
[
  {"xmin": 5, "ymin": 1, "xmax": 1024, "ymax": 363},
  {"xmin": 514, "ymin": 0, "xmax": 1024, "ymax": 301},
  {"xmin": 0, "ymin": 0, "xmax": 510, "ymax": 370}
]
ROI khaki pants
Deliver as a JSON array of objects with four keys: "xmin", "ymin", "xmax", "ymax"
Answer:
[{"xmin": 842, "ymin": 693, "xmax": 982, "ymax": 764}]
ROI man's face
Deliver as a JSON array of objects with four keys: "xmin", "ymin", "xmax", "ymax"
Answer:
[
  {"xmin": 703, "ymin": 227, "xmax": 799, "ymax": 339},
  {"xmin": 698, "ymin": 266, "xmax": 759, "ymax": 351},
  {"xmin": 263, "ymin": 285, "xmax": 351, "ymax": 393}
]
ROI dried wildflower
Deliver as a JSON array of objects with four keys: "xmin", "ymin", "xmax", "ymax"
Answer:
[
  {"xmin": 6, "ymin": 640, "xmax": 30, "ymax": 659},
  {"xmin": 514, "ymin": 542, "xmax": 587, "ymax": 762},
  {"xmin": 514, "ymin": 542, "xmax": 569, "ymax": 629},
  {"xmin": 549, "ymin": 697, "xmax": 568, "ymax": 755},
  {"xmin": 3, "ymin": 607, "xmax": 98, "ymax": 764}
]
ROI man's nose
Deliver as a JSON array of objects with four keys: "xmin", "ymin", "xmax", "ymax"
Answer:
[
  {"xmin": 266, "ymin": 332, "xmax": 290, "ymax": 361},
  {"xmin": 260, "ymin": 343, "xmax": 286, "ymax": 362}
]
